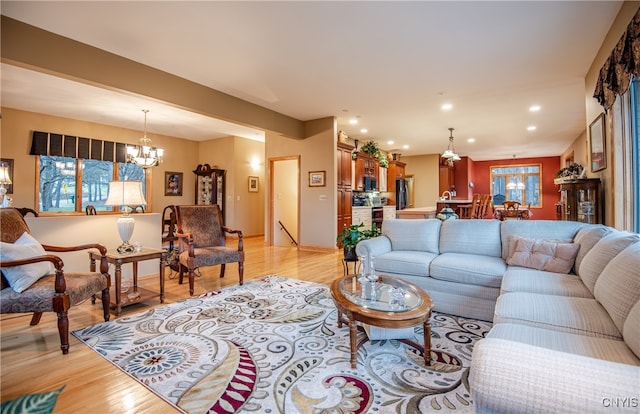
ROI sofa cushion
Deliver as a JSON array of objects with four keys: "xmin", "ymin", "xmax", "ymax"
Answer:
[
  {"xmin": 578, "ymin": 231, "xmax": 639, "ymax": 295},
  {"xmin": 573, "ymin": 224, "xmax": 611, "ymax": 273},
  {"xmin": 381, "ymin": 219, "xmax": 440, "ymax": 253},
  {"xmin": 0, "ymin": 232, "xmax": 53, "ymax": 293},
  {"xmin": 500, "ymin": 220, "xmax": 583, "ymax": 259},
  {"xmin": 506, "ymin": 237, "xmax": 579, "ymax": 274},
  {"xmin": 430, "ymin": 252, "xmax": 506, "ymax": 288},
  {"xmin": 623, "ymin": 301, "xmax": 640, "ymax": 359},
  {"xmin": 439, "ymin": 219, "xmax": 502, "ymax": 257},
  {"xmin": 487, "ymin": 323, "xmax": 640, "ymax": 365},
  {"xmin": 374, "ymin": 251, "xmax": 437, "ymax": 277},
  {"xmin": 593, "ymin": 241, "xmax": 640, "ymax": 334},
  {"xmin": 501, "ymin": 267, "xmax": 593, "ymax": 298},
  {"xmin": 494, "ymin": 292, "xmax": 622, "ymax": 339}
]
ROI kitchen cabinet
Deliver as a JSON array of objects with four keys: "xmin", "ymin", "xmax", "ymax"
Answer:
[
  {"xmin": 439, "ymin": 164, "xmax": 455, "ymax": 195},
  {"xmin": 337, "ymin": 142, "xmax": 355, "ymax": 232},
  {"xmin": 354, "ymin": 153, "xmax": 379, "ymax": 191},
  {"xmin": 386, "ymin": 160, "xmax": 406, "ymax": 206},
  {"xmin": 383, "ymin": 206, "xmax": 396, "ymax": 220},
  {"xmin": 557, "ymin": 179, "xmax": 603, "ymax": 224},
  {"xmin": 352, "ymin": 206, "xmax": 372, "ymax": 228},
  {"xmin": 193, "ymin": 164, "xmax": 226, "ymax": 221}
]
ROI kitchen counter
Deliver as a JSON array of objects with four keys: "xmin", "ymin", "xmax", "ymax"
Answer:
[{"xmin": 396, "ymin": 207, "xmax": 437, "ymax": 219}]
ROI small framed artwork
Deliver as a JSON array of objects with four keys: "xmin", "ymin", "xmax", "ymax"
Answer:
[
  {"xmin": 165, "ymin": 172, "xmax": 183, "ymax": 196},
  {"xmin": 309, "ymin": 170, "xmax": 326, "ymax": 187},
  {"xmin": 0, "ymin": 158, "xmax": 14, "ymax": 194},
  {"xmin": 248, "ymin": 176, "xmax": 259, "ymax": 192},
  {"xmin": 589, "ymin": 113, "xmax": 606, "ymax": 172}
]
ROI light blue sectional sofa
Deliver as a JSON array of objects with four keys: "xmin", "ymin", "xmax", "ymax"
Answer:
[{"xmin": 356, "ymin": 218, "xmax": 639, "ymax": 413}]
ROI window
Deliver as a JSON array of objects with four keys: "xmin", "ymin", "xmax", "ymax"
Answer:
[
  {"xmin": 37, "ymin": 156, "xmax": 146, "ymax": 214},
  {"xmin": 490, "ymin": 164, "xmax": 541, "ymax": 207}
]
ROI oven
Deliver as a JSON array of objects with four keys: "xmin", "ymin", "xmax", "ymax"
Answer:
[{"xmin": 371, "ymin": 207, "xmax": 384, "ymax": 230}]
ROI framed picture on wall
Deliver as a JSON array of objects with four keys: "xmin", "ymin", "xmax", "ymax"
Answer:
[
  {"xmin": 308, "ymin": 171, "xmax": 326, "ymax": 187},
  {"xmin": 589, "ymin": 113, "xmax": 606, "ymax": 172},
  {"xmin": 165, "ymin": 172, "xmax": 183, "ymax": 196},
  {"xmin": 248, "ymin": 176, "xmax": 259, "ymax": 192}
]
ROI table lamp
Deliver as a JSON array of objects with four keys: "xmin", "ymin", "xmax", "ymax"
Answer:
[
  {"xmin": 105, "ymin": 181, "xmax": 147, "ymax": 254},
  {"xmin": 0, "ymin": 165, "xmax": 12, "ymax": 208}
]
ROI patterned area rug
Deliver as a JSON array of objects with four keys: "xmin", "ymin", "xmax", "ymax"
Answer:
[{"xmin": 72, "ymin": 276, "xmax": 491, "ymax": 413}]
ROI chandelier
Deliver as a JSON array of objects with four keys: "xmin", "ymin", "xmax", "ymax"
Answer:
[
  {"xmin": 441, "ymin": 127, "xmax": 461, "ymax": 166},
  {"xmin": 127, "ymin": 110, "xmax": 164, "ymax": 168},
  {"xmin": 506, "ymin": 155, "xmax": 525, "ymax": 190}
]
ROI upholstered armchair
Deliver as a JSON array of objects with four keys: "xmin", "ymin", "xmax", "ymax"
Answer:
[
  {"xmin": 0, "ymin": 207, "xmax": 110, "ymax": 354},
  {"xmin": 174, "ymin": 205, "xmax": 244, "ymax": 295}
]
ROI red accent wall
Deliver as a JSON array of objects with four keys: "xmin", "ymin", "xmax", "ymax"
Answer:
[{"xmin": 472, "ymin": 156, "xmax": 561, "ymax": 220}]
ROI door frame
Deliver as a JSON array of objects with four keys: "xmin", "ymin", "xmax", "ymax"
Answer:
[{"xmin": 268, "ymin": 155, "xmax": 300, "ymax": 247}]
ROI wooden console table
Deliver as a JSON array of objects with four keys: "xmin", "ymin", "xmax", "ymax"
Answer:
[{"xmin": 89, "ymin": 247, "xmax": 166, "ymax": 315}]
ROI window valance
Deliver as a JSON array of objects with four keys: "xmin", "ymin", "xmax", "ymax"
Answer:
[
  {"xmin": 30, "ymin": 131, "xmax": 128, "ymax": 163},
  {"xmin": 593, "ymin": 9, "xmax": 640, "ymax": 111}
]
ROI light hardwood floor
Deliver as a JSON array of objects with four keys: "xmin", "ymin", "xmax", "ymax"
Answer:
[{"xmin": 0, "ymin": 237, "xmax": 349, "ymax": 412}]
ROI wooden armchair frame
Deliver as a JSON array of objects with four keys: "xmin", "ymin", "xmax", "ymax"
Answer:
[
  {"xmin": 0, "ymin": 208, "xmax": 111, "ymax": 354},
  {"xmin": 174, "ymin": 205, "xmax": 244, "ymax": 295}
]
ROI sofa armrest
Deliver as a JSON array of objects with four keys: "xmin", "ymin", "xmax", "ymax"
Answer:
[
  {"xmin": 355, "ymin": 236, "xmax": 392, "ymax": 258},
  {"xmin": 470, "ymin": 338, "xmax": 640, "ymax": 413}
]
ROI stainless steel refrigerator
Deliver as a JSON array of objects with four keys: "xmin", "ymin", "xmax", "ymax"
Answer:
[{"xmin": 396, "ymin": 178, "xmax": 407, "ymax": 210}]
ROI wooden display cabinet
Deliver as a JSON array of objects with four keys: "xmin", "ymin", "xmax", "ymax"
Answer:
[
  {"xmin": 354, "ymin": 153, "xmax": 379, "ymax": 191},
  {"xmin": 557, "ymin": 178, "xmax": 603, "ymax": 224},
  {"xmin": 193, "ymin": 164, "xmax": 226, "ymax": 221}
]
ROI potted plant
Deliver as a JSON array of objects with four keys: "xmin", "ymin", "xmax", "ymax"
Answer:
[
  {"xmin": 360, "ymin": 140, "xmax": 379, "ymax": 157},
  {"xmin": 337, "ymin": 223, "xmax": 381, "ymax": 260}
]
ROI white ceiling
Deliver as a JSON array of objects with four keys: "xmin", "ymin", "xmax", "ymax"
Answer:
[{"xmin": 0, "ymin": 1, "xmax": 623, "ymax": 160}]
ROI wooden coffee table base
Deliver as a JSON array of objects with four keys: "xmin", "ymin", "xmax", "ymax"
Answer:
[{"xmin": 331, "ymin": 275, "xmax": 434, "ymax": 369}]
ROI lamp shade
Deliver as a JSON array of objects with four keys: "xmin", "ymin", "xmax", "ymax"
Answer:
[
  {"xmin": 0, "ymin": 165, "xmax": 12, "ymax": 185},
  {"xmin": 105, "ymin": 181, "xmax": 147, "ymax": 207}
]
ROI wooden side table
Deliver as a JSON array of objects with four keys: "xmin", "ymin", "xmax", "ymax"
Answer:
[{"xmin": 89, "ymin": 247, "xmax": 166, "ymax": 315}]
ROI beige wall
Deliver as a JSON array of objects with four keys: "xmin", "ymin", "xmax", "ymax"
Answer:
[
  {"xmin": 575, "ymin": 1, "xmax": 638, "ymax": 226},
  {"xmin": 266, "ymin": 117, "xmax": 336, "ymax": 250},
  {"xmin": 0, "ymin": 107, "xmax": 198, "ymax": 210},
  {"xmin": 402, "ymin": 154, "xmax": 441, "ymax": 208},
  {"xmin": 0, "ymin": 107, "xmax": 266, "ymax": 236}
]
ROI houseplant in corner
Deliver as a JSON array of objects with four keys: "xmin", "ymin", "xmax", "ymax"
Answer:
[{"xmin": 336, "ymin": 223, "xmax": 381, "ymax": 260}]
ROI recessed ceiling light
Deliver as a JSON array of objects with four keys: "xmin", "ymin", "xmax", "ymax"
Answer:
[
  {"xmin": 360, "ymin": 129, "xmax": 368, "ymax": 133},
  {"xmin": 387, "ymin": 140, "xmax": 395, "ymax": 145},
  {"xmin": 349, "ymin": 118, "xmax": 358, "ymax": 125},
  {"xmin": 467, "ymin": 138, "xmax": 476, "ymax": 143},
  {"xmin": 527, "ymin": 125, "xmax": 537, "ymax": 131},
  {"xmin": 441, "ymin": 103, "xmax": 453, "ymax": 111},
  {"xmin": 529, "ymin": 105, "xmax": 541, "ymax": 112},
  {"xmin": 402, "ymin": 144, "xmax": 409, "ymax": 149}
]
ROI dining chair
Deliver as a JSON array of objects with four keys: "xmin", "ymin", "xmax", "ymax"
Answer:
[
  {"xmin": 503, "ymin": 200, "xmax": 521, "ymax": 219},
  {"xmin": 0, "ymin": 207, "xmax": 110, "ymax": 354},
  {"xmin": 477, "ymin": 194, "xmax": 493, "ymax": 219},
  {"xmin": 174, "ymin": 205, "xmax": 244, "ymax": 295},
  {"xmin": 458, "ymin": 194, "xmax": 481, "ymax": 219}
]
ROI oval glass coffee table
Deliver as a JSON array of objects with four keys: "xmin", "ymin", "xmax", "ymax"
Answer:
[{"xmin": 330, "ymin": 274, "xmax": 434, "ymax": 369}]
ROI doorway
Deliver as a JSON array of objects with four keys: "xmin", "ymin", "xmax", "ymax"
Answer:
[
  {"xmin": 270, "ymin": 157, "xmax": 300, "ymax": 247},
  {"xmin": 405, "ymin": 174, "xmax": 415, "ymax": 208}
]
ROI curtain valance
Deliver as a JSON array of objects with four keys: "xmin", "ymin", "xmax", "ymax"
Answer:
[
  {"xmin": 593, "ymin": 9, "xmax": 640, "ymax": 111},
  {"xmin": 30, "ymin": 131, "xmax": 128, "ymax": 163}
]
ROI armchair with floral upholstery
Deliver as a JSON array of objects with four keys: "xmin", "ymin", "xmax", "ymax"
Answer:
[
  {"xmin": 0, "ymin": 207, "xmax": 110, "ymax": 354},
  {"xmin": 174, "ymin": 205, "xmax": 244, "ymax": 295}
]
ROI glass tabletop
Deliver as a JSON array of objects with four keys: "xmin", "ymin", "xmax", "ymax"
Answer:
[{"xmin": 338, "ymin": 275, "xmax": 423, "ymax": 312}]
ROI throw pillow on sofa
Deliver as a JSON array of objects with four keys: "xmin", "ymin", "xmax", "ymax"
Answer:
[
  {"xmin": 0, "ymin": 232, "xmax": 54, "ymax": 293},
  {"xmin": 507, "ymin": 236, "xmax": 580, "ymax": 274}
]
